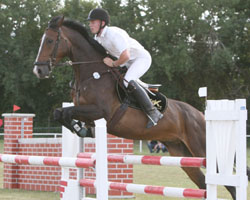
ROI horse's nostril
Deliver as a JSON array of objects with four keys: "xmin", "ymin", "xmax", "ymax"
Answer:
[{"xmin": 38, "ymin": 69, "xmax": 42, "ymax": 74}]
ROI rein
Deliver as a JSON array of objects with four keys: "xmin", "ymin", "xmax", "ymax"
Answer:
[{"xmin": 54, "ymin": 60, "xmax": 103, "ymax": 67}]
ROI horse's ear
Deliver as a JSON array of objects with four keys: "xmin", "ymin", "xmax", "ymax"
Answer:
[{"xmin": 58, "ymin": 15, "xmax": 64, "ymax": 27}]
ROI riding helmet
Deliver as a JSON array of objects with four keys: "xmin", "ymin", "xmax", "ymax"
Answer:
[{"xmin": 87, "ymin": 8, "xmax": 110, "ymax": 25}]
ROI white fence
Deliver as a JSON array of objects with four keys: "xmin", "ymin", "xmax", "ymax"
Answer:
[{"xmin": 205, "ymin": 99, "xmax": 248, "ymax": 200}]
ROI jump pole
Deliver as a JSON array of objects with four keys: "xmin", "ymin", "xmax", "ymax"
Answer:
[
  {"xmin": 78, "ymin": 153, "xmax": 206, "ymax": 168},
  {"xmin": 80, "ymin": 179, "xmax": 206, "ymax": 199},
  {"xmin": 0, "ymin": 154, "xmax": 95, "ymax": 168}
]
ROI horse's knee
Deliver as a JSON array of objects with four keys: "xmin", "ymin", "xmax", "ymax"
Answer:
[
  {"xmin": 61, "ymin": 107, "xmax": 74, "ymax": 123},
  {"xmin": 54, "ymin": 108, "xmax": 63, "ymax": 121}
]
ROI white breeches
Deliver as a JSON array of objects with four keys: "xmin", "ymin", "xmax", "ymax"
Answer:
[{"xmin": 124, "ymin": 50, "xmax": 152, "ymax": 87}]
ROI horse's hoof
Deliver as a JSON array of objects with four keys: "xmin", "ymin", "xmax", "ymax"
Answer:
[
  {"xmin": 75, "ymin": 128, "xmax": 88, "ymax": 138},
  {"xmin": 76, "ymin": 127, "xmax": 95, "ymax": 138}
]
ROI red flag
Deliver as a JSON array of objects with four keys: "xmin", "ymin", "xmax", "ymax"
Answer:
[
  {"xmin": 0, "ymin": 119, "xmax": 2, "ymax": 127},
  {"xmin": 13, "ymin": 105, "xmax": 21, "ymax": 112}
]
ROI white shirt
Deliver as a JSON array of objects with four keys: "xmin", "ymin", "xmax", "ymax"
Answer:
[{"xmin": 95, "ymin": 26, "xmax": 147, "ymax": 62}]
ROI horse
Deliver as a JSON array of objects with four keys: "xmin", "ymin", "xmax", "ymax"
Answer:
[{"xmin": 33, "ymin": 16, "xmax": 241, "ymax": 199}]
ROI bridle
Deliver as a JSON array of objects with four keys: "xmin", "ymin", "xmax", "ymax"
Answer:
[
  {"xmin": 34, "ymin": 27, "xmax": 102, "ymax": 72},
  {"xmin": 34, "ymin": 28, "xmax": 62, "ymax": 71}
]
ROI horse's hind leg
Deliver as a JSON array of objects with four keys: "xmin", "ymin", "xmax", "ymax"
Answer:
[
  {"xmin": 162, "ymin": 141, "xmax": 206, "ymax": 189},
  {"xmin": 247, "ymin": 166, "xmax": 250, "ymax": 181},
  {"xmin": 162, "ymin": 140, "xmax": 236, "ymax": 200}
]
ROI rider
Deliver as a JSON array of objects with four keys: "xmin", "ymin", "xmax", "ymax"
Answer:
[{"xmin": 87, "ymin": 8, "xmax": 163, "ymax": 128}]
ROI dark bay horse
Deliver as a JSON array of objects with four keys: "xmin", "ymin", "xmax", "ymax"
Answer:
[{"xmin": 33, "ymin": 16, "xmax": 240, "ymax": 199}]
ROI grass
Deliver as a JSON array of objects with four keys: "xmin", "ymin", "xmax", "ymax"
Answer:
[{"xmin": 0, "ymin": 139, "xmax": 249, "ymax": 199}]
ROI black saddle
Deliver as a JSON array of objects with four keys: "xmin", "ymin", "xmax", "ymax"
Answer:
[{"xmin": 116, "ymin": 81, "xmax": 168, "ymax": 113}]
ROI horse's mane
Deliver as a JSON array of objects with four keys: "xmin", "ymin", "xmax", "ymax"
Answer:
[{"xmin": 49, "ymin": 16, "xmax": 107, "ymax": 56}]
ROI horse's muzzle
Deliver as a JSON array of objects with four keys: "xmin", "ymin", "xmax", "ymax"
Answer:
[{"xmin": 33, "ymin": 63, "xmax": 50, "ymax": 79}]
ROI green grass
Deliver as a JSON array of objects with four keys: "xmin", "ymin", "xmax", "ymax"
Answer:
[{"xmin": 0, "ymin": 139, "xmax": 249, "ymax": 199}]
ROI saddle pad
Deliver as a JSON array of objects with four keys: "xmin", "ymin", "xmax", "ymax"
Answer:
[{"xmin": 116, "ymin": 82, "xmax": 168, "ymax": 113}]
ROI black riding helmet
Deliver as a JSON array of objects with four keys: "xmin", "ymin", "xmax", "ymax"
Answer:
[{"xmin": 87, "ymin": 8, "xmax": 110, "ymax": 26}]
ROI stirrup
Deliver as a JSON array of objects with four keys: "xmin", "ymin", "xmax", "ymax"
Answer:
[
  {"xmin": 146, "ymin": 112, "xmax": 163, "ymax": 128},
  {"xmin": 146, "ymin": 119, "xmax": 157, "ymax": 128}
]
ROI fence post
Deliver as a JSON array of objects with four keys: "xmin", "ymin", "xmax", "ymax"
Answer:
[
  {"xmin": 95, "ymin": 118, "xmax": 108, "ymax": 200},
  {"xmin": 61, "ymin": 102, "xmax": 82, "ymax": 200}
]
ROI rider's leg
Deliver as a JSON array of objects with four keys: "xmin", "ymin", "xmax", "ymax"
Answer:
[
  {"xmin": 128, "ymin": 80, "xmax": 163, "ymax": 128},
  {"xmin": 124, "ymin": 51, "xmax": 163, "ymax": 128},
  {"xmin": 123, "ymin": 51, "xmax": 151, "ymax": 87}
]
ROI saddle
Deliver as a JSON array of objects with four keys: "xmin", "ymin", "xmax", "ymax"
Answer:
[
  {"xmin": 108, "ymin": 67, "xmax": 168, "ymax": 129},
  {"xmin": 116, "ymin": 79, "xmax": 168, "ymax": 113}
]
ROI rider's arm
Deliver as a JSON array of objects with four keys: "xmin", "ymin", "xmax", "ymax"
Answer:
[
  {"xmin": 103, "ymin": 28, "xmax": 130, "ymax": 67},
  {"xmin": 112, "ymin": 49, "xmax": 130, "ymax": 67},
  {"xmin": 103, "ymin": 49, "xmax": 130, "ymax": 67}
]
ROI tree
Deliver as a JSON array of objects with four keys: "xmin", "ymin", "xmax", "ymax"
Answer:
[
  {"xmin": 0, "ymin": 0, "xmax": 61, "ymax": 122},
  {"xmin": 0, "ymin": 0, "xmax": 249, "ymax": 127},
  {"xmin": 0, "ymin": 0, "xmax": 98, "ymax": 125},
  {"xmin": 101, "ymin": 0, "xmax": 250, "ymax": 110}
]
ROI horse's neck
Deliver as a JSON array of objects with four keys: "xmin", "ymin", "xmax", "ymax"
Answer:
[
  {"xmin": 62, "ymin": 27, "xmax": 102, "ymax": 62},
  {"xmin": 62, "ymin": 27, "xmax": 120, "ymax": 120},
  {"xmin": 62, "ymin": 26, "xmax": 105, "ymax": 81}
]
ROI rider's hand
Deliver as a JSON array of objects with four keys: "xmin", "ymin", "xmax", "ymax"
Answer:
[{"xmin": 103, "ymin": 57, "xmax": 116, "ymax": 67}]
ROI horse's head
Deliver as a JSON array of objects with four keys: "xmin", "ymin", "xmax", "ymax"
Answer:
[{"xmin": 33, "ymin": 16, "xmax": 69, "ymax": 79}]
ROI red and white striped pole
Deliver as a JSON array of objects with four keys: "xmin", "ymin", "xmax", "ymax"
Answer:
[
  {"xmin": 78, "ymin": 153, "xmax": 206, "ymax": 168},
  {"xmin": 80, "ymin": 179, "xmax": 206, "ymax": 199},
  {"xmin": 0, "ymin": 154, "xmax": 95, "ymax": 168}
]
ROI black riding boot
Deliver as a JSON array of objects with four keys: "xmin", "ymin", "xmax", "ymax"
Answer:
[{"xmin": 128, "ymin": 80, "xmax": 163, "ymax": 128}]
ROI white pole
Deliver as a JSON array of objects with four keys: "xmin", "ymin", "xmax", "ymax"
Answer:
[
  {"xmin": 139, "ymin": 140, "xmax": 142, "ymax": 153},
  {"xmin": 205, "ymin": 101, "xmax": 217, "ymax": 200},
  {"xmin": 62, "ymin": 102, "xmax": 81, "ymax": 200},
  {"xmin": 78, "ymin": 136, "xmax": 84, "ymax": 199},
  {"xmin": 95, "ymin": 118, "xmax": 108, "ymax": 200},
  {"xmin": 235, "ymin": 99, "xmax": 248, "ymax": 200}
]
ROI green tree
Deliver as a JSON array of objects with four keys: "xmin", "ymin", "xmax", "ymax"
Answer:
[
  {"xmin": 0, "ymin": 0, "xmax": 98, "ymax": 125},
  {"xmin": 1, "ymin": 0, "xmax": 249, "ymax": 127},
  {"xmin": 101, "ymin": 0, "xmax": 250, "ymax": 110},
  {"xmin": 0, "ymin": 0, "xmax": 61, "ymax": 122}
]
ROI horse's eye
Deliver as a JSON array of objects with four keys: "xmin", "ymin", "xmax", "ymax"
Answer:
[{"xmin": 47, "ymin": 39, "xmax": 53, "ymax": 44}]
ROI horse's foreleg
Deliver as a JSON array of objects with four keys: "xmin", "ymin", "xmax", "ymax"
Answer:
[
  {"xmin": 54, "ymin": 107, "xmax": 74, "ymax": 132},
  {"xmin": 54, "ymin": 105, "xmax": 104, "ymax": 137}
]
